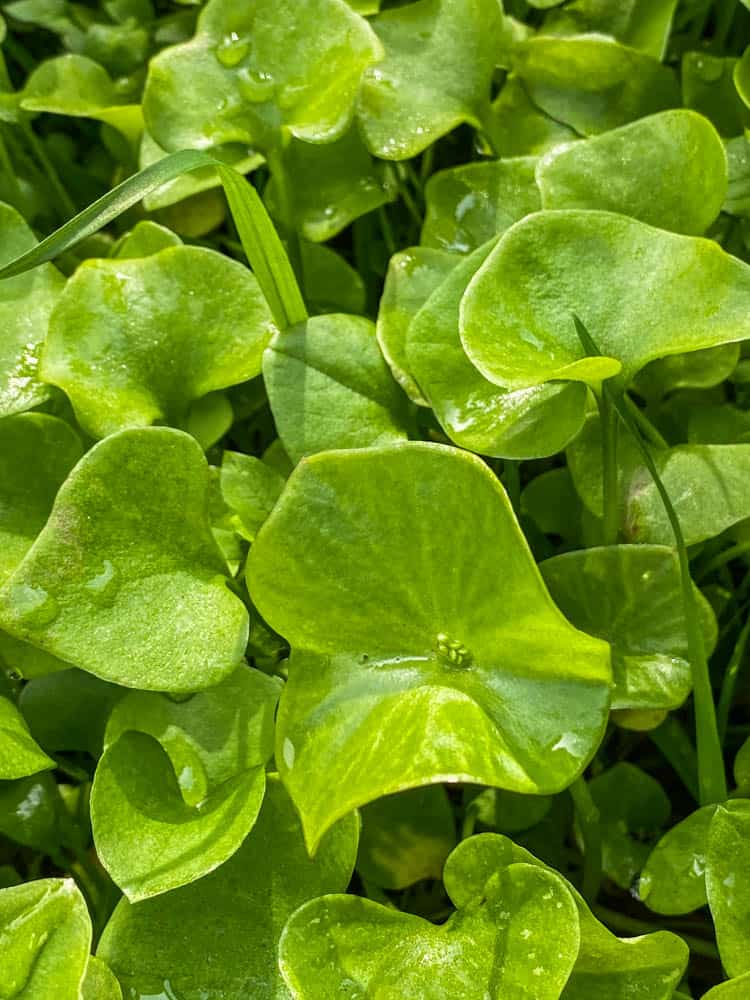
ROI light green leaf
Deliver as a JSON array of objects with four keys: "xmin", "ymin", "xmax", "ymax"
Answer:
[
  {"xmin": 460, "ymin": 210, "xmax": 750, "ymax": 394},
  {"xmin": 540, "ymin": 545, "xmax": 716, "ymax": 713},
  {"xmin": 248, "ymin": 443, "xmax": 611, "ymax": 851},
  {"xmin": 484, "ymin": 76, "xmax": 578, "ymax": 158},
  {"xmin": 0, "ymin": 428, "xmax": 249, "ymax": 692},
  {"xmin": 510, "ymin": 35, "xmax": 679, "ymax": 136},
  {"xmin": 0, "ymin": 879, "xmax": 91, "ymax": 1000},
  {"xmin": 407, "ymin": 241, "xmax": 587, "ymax": 458},
  {"xmin": 220, "ymin": 450, "xmax": 285, "ymax": 542},
  {"xmin": 536, "ymin": 111, "xmax": 727, "ymax": 235},
  {"xmin": 20, "ymin": 54, "xmax": 142, "ymax": 145},
  {"xmin": 183, "ymin": 391, "xmax": 234, "ymax": 450},
  {"xmin": 82, "ymin": 957, "xmax": 122, "ymax": 1000},
  {"xmin": 636, "ymin": 345, "xmax": 741, "ymax": 402},
  {"xmin": 265, "ymin": 129, "xmax": 395, "ymax": 243},
  {"xmin": 97, "ymin": 777, "xmax": 359, "ymax": 1000},
  {"xmin": 300, "ymin": 242, "xmax": 366, "ymax": 316},
  {"xmin": 682, "ymin": 53, "xmax": 748, "ymax": 138},
  {"xmin": 280, "ymin": 862, "xmax": 579, "ymax": 999},
  {"xmin": 144, "ymin": 0, "xmax": 382, "ymax": 152},
  {"xmin": 707, "ymin": 800, "xmax": 750, "ymax": 978},
  {"xmin": 44, "ymin": 245, "xmax": 277, "ymax": 439},
  {"xmin": 702, "ymin": 974, "xmax": 750, "ymax": 999},
  {"xmin": 0, "ymin": 203, "xmax": 65, "ymax": 418},
  {"xmin": 357, "ymin": 785, "xmax": 456, "ymax": 889},
  {"xmin": 357, "ymin": 0, "xmax": 504, "ymax": 159},
  {"xmin": 111, "ymin": 220, "xmax": 183, "ymax": 258},
  {"xmin": 377, "ymin": 246, "xmax": 459, "ymax": 405},
  {"xmin": 0, "ymin": 415, "xmax": 83, "ymax": 587},
  {"xmin": 264, "ymin": 313, "xmax": 409, "ymax": 464},
  {"xmin": 543, "ymin": 0, "xmax": 679, "ymax": 60},
  {"xmin": 0, "ymin": 696, "xmax": 54, "ymax": 779},
  {"xmin": 639, "ymin": 805, "xmax": 718, "ymax": 915},
  {"xmin": 421, "ymin": 156, "xmax": 541, "ymax": 253},
  {"xmin": 444, "ymin": 833, "xmax": 689, "ymax": 1000},
  {"xmin": 91, "ymin": 666, "xmax": 281, "ymax": 900}
]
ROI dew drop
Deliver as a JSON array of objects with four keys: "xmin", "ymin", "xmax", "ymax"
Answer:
[
  {"xmin": 84, "ymin": 559, "xmax": 119, "ymax": 606},
  {"xmin": 215, "ymin": 32, "xmax": 251, "ymax": 69},
  {"xmin": 238, "ymin": 67, "xmax": 277, "ymax": 102},
  {"xmin": 282, "ymin": 737, "xmax": 296, "ymax": 770},
  {"xmin": 9, "ymin": 584, "xmax": 59, "ymax": 629}
]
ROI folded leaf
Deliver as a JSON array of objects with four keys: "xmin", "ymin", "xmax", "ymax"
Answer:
[{"xmin": 543, "ymin": 0, "xmax": 679, "ymax": 59}]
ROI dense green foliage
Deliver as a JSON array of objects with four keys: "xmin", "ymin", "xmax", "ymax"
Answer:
[{"xmin": 1, "ymin": 1, "xmax": 750, "ymax": 997}]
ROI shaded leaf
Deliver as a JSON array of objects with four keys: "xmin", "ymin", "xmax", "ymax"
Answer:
[
  {"xmin": 639, "ymin": 805, "xmax": 718, "ymax": 915},
  {"xmin": 0, "ymin": 695, "xmax": 54, "ymax": 779}
]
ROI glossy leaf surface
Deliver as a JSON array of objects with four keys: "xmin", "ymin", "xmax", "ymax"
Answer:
[
  {"xmin": 707, "ymin": 801, "xmax": 750, "ymax": 978},
  {"xmin": 639, "ymin": 805, "xmax": 718, "ymax": 915},
  {"xmin": 0, "ymin": 695, "xmax": 54, "ymax": 779}
]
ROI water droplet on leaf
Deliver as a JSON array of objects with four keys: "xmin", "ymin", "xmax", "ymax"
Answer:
[
  {"xmin": 84, "ymin": 559, "xmax": 119, "ymax": 606},
  {"xmin": 8, "ymin": 584, "xmax": 59, "ymax": 628},
  {"xmin": 216, "ymin": 32, "xmax": 251, "ymax": 69}
]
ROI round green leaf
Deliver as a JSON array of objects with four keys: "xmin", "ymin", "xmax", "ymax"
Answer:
[
  {"xmin": 111, "ymin": 220, "xmax": 183, "ymax": 259},
  {"xmin": 683, "ymin": 53, "xmax": 748, "ymax": 138},
  {"xmin": 460, "ymin": 210, "xmax": 750, "ymax": 394},
  {"xmin": 0, "ymin": 879, "xmax": 91, "ymax": 1000},
  {"xmin": 0, "ymin": 772, "xmax": 61, "ymax": 852},
  {"xmin": 280, "ymin": 863, "xmax": 579, "ymax": 999},
  {"xmin": 376, "ymin": 246, "xmax": 460, "ymax": 405},
  {"xmin": 144, "ymin": 0, "xmax": 382, "ymax": 153},
  {"xmin": 510, "ymin": 35, "xmax": 680, "ymax": 136},
  {"xmin": 220, "ymin": 450, "xmax": 285, "ymax": 542},
  {"xmin": 707, "ymin": 800, "xmax": 750, "ymax": 978},
  {"xmin": 300, "ymin": 242, "xmax": 366, "ymax": 317},
  {"xmin": 0, "ymin": 202, "xmax": 65, "ymax": 418},
  {"xmin": 97, "ymin": 777, "xmax": 359, "ymax": 1000},
  {"xmin": 91, "ymin": 666, "xmax": 280, "ymax": 901},
  {"xmin": 639, "ymin": 805, "xmax": 719, "ymax": 915},
  {"xmin": 536, "ymin": 110, "xmax": 727, "ymax": 235},
  {"xmin": 0, "ymin": 695, "xmax": 54, "ymax": 779},
  {"xmin": 248, "ymin": 443, "xmax": 611, "ymax": 850},
  {"xmin": 0, "ymin": 428, "xmax": 249, "ymax": 692},
  {"xmin": 407, "ymin": 240, "xmax": 587, "ymax": 459},
  {"xmin": 541, "ymin": 545, "xmax": 716, "ymax": 713},
  {"xmin": 82, "ymin": 957, "xmax": 122, "ymax": 1000},
  {"xmin": 44, "ymin": 245, "xmax": 276, "ymax": 439},
  {"xmin": 421, "ymin": 156, "xmax": 541, "ymax": 254},
  {"xmin": 357, "ymin": 0, "xmax": 504, "ymax": 159},
  {"xmin": 264, "ymin": 314, "xmax": 409, "ymax": 464},
  {"xmin": 636, "ymin": 345, "xmax": 741, "ymax": 402},
  {"xmin": 702, "ymin": 973, "xmax": 750, "ymax": 998},
  {"xmin": 543, "ymin": 0, "xmax": 678, "ymax": 59},
  {"xmin": 485, "ymin": 76, "xmax": 578, "ymax": 158}
]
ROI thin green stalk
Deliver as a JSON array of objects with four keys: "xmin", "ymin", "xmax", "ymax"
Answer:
[
  {"xmin": 21, "ymin": 121, "xmax": 76, "ymax": 220},
  {"xmin": 592, "ymin": 906, "xmax": 720, "ymax": 960},
  {"xmin": 597, "ymin": 389, "xmax": 619, "ymax": 545},
  {"xmin": 717, "ymin": 610, "xmax": 750, "ymax": 742},
  {"xmin": 624, "ymin": 395, "xmax": 668, "ymax": 450},
  {"xmin": 0, "ymin": 130, "xmax": 23, "ymax": 206},
  {"xmin": 573, "ymin": 316, "xmax": 727, "ymax": 807},
  {"xmin": 378, "ymin": 205, "xmax": 397, "ymax": 258},
  {"xmin": 393, "ymin": 163, "xmax": 423, "ymax": 229},
  {"xmin": 569, "ymin": 776, "xmax": 602, "ymax": 903},
  {"xmin": 712, "ymin": 0, "xmax": 737, "ymax": 51},
  {"xmin": 264, "ymin": 144, "xmax": 303, "ymax": 286},
  {"xmin": 697, "ymin": 540, "xmax": 750, "ymax": 583},
  {"xmin": 649, "ymin": 716, "xmax": 699, "ymax": 802}
]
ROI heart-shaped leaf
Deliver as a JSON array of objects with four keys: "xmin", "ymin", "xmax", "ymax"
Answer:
[
  {"xmin": 543, "ymin": 0, "xmax": 679, "ymax": 59},
  {"xmin": 0, "ymin": 879, "xmax": 91, "ymax": 1000},
  {"xmin": 407, "ymin": 240, "xmax": 588, "ymax": 458},
  {"xmin": 639, "ymin": 805, "xmax": 719, "ymax": 915},
  {"xmin": 706, "ymin": 800, "xmax": 750, "ymax": 978},
  {"xmin": 510, "ymin": 35, "xmax": 679, "ymax": 136},
  {"xmin": 421, "ymin": 156, "xmax": 541, "ymax": 253},
  {"xmin": 97, "ymin": 777, "xmax": 359, "ymax": 1000},
  {"xmin": 43, "ymin": 245, "xmax": 276, "ymax": 439},
  {"xmin": 536, "ymin": 110, "xmax": 727, "ymax": 235},
  {"xmin": 357, "ymin": 0, "xmax": 504, "ymax": 159},
  {"xmin": 540, "ymin": 545, "xmax": 716, "ymax": 713},
  {"xmin": 0, "ymin": 696, "xmax": 54, "ymax": 779},
  {"xmin": 280, "ymin": 862, "xmax": 579, "ymax": 999},
  {"xmin": 0, "ymin": 428, "xmax": 249, "ymax": 692},
  {"xmin": 91, "ymin": 666, "xmax": 280, "ymax": 900},
  {"xmin": 264, "ymin": 314, "xmax": 409, "ymax": 464},
  {"xmin": 247, "ymin": 443, "xmax": 611, "ymax": 850},
  {"xmin": 0, "ymin": 415, "xmax": 83, "ymax": 588},
  {"xmin": 445, "ymin": 833, "xmax": 689, "ymax": 1000},
  {"xmin": 460, "ymin": 210, "xmax": 750, "ymax": 395},
  {"xmin": 0, "ymin": 202, "xmax": 65, "ymax": 418},
  {"xmin": 143, "ymin": 0, "xmax": 382, "ymax": 153}
]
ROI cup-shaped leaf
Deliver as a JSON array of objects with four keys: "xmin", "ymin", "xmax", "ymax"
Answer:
[
  {"xmin": 91, "ymin": 666, "xmax": 281, "ymax": 900},
  {"xmin": 97, "ymin": 777, "xmax": 359, "ymax": 1000},
  {"xmin": 0, "ymin": 415, "xmax": 83, "ymax": 587},
  {"xmin": 707, "ymin": 800, "xmax": 750, "ymax": 978},
  {"xmin": 357, "ymin": 785, "xmax": 456, "ymax": 890},
  {"xmin": 143, "ymin": 0, "xmax": 382, "ymax": 152},
  {"xmin": 421, "ymin": 156, "xmax": 541, "ymax": 254},
  {"xmin": 279, "ymin": 863, "xmax": 579, "ymax": 999},
  {"xmin": 460, "ymin": 210, "xmax": 750, "ymax": 394},
  {"xmin": 536, "ymin": 110, "xmax": 727, "ymax": 235},
  {"xmin": 43, "ymin": 245, "xmax": 276, "ymax": 439},
  {"xmin": 407, "ymin": 240, "xmax": 587, "ymax": 459},
  {"xmin": 0, "ymin": 879, "xmax": 91, "ymax": 1000},
  {"xmin": 639, "ymin": 805, "xmax": 719, "ymax": 915},
  {"xmin": 357, "ymin": 0, "xmax": 504, "ymax": 159},
  {"xmin": 247, "ymin": 443, "xmax": 611, "ymax": 850},
  {"xmin": 543, "ymin": 0, "xmax": 678, "ymax": 59},
  {"xmin": 0, "ymin": 202, "xmax": 65, "ymax": 418},
  {"xmin": 0, "ymin": 428, "xmax": 249, "ymax": 692},
  {"xmin": 445, "ymin": 833, "xmax": 689, "ymax": 1000},
  {"xmin": 540, "ymin": 545, "xmax": 716, "ymax": 713},
  {"xmin": 0, "ymin": 696, "xmax": 54, "ymax": 779},
  {"xmin": 377, "ymin": 246, "xmax": 460, "ymax": 405},
  {"xmin": 509, "ymin": 35, "xmax": 680, "ymax": 136}
]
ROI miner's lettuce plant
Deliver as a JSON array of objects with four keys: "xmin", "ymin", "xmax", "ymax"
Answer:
[{"xmin": 1, "ymin": 1, "xmax": 750, "ymax": 998}]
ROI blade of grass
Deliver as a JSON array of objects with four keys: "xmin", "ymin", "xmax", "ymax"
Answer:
[
  {"xmin": 569, "ymin": 775, "xmax": 602, "ymax": 903},
  {"xmin": 573, "ymin": 315, "xmax": 727, "ymax": 807}
]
